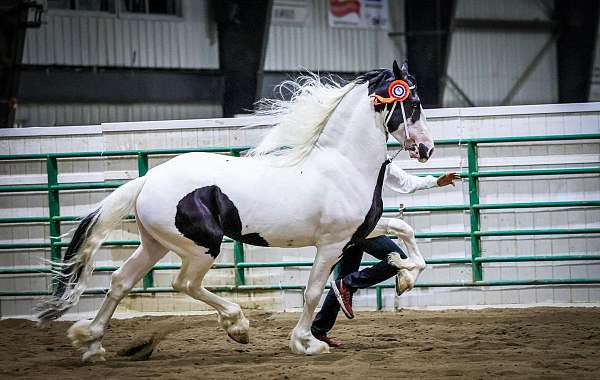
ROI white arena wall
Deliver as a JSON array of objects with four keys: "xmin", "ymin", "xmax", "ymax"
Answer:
[{"xmin": 0, "ymin": 103, "xmax": 599, "ymax": 318}]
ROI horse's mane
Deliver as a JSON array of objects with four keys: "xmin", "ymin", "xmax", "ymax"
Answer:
[{"xmin": 248, "ymin": 70, "xmax": 387, "ymax": 165}]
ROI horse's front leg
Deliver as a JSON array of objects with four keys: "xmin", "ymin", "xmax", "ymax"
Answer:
[
  {"xmin": 375, "ymin": 217, "xmax": 426, "ymax": 295},
  {"xmin": 289, "ymin": 242, "xmax": 344, "ymax": 355}
]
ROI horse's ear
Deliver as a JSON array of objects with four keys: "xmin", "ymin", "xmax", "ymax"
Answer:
[
  {"xmin": 400, "ymin": 60, "xmax": 409, "ymax": 78},
  {"xmin": 392, "ymin": 60, "xmax": 402, "ymax": 78}
]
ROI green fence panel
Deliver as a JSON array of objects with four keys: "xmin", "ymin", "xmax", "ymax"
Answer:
[
  {"xmin": 0, "ymin": 133, "xmax": 598, "ymax": 303},
  {"xmin": 46, "ymin": 157, "xmax": 61, "ymax": 289},
  {"xmin": 467, "ymin": 142, "xmax": 483, "ymax": 281}
]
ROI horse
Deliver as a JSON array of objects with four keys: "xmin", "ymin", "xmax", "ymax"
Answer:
[{"xmin": 35, "ymin": 60, "xmax": 434, "ymax": 361}]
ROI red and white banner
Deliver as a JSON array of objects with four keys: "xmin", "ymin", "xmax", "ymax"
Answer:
[{"xmin": 328, "ymin": 0, "xmax": 389, "ymax": 30}]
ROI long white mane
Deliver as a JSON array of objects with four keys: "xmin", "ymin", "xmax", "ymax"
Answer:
[{"xmin": 249, "ymin": 73, "xmax": 358, "ymax": 165}]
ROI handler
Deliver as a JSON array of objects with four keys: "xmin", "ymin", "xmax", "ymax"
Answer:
[{"xmin": 312, "ymin": 162, "xmax": 459, "ymax": 347}]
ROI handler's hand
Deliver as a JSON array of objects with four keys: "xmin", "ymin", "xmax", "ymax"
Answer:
[{"xmin": 437, "ymin": 172, "xmax": 459, "ymax": 187}]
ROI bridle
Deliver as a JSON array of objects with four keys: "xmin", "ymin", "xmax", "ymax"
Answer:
[{"xmin": 370, "ymin": 79, "xmax": 417, "ymax": 154}]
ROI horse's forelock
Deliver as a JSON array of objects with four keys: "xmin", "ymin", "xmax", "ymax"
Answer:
[{"xmin": 355, "ymin": 69, "xmax": 394, "ymax": 96}]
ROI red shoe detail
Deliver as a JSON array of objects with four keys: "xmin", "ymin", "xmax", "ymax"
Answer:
[
  {"xmin": 331, "ymin": 279, "xmax": 354, "ymax": 319},
  {"xmin": 315, "ymin": 334, "xmax": 342, "ymax": 348}
]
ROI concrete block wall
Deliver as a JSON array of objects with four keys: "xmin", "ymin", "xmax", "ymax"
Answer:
[{"xmin": 0, "ymin": 103, "xmax": 599, "ymax": 318}]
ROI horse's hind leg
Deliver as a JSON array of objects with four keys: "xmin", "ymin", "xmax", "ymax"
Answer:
[
  {"xmin": 68, "ymin": 225, "xmax": 168, "ymax": 362},
  {"xmin": 171, "ymin": 248, "xmax": 249, "ymax": 344}
]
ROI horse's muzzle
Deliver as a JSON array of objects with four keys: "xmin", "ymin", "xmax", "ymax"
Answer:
[{"xmin": 418, "ymin": 143, "xmax": 433, "ymax": 162}]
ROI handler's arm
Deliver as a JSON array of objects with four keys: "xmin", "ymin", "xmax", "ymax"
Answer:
[
  {"xmin": 384, "ymin": 162, "xmax": 438, "ymax": 194},
  {"xmin": 385, "ymin": 162, "xmax": 459, "ymax": 194}
]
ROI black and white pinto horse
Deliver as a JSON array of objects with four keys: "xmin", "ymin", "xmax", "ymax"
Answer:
[{"xmin": 36, "ymin": 61, "xmax": 434, "ymax": 361}]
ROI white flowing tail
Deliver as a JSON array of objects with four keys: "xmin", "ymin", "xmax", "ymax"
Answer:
[{"xmin": 36, "ymin": 177, "xmax": 147, "ymax": 324}]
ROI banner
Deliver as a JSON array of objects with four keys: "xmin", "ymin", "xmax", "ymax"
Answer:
[
  {"xmin": 328, "ymin": 0, "xmax": 389, "ymax": 29},
  {"xmin": 272, "ymin": 0, "xmax": 310, "ymax": 26}
]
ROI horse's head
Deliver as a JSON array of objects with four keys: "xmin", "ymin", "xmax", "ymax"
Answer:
[{"xmin": 365, "ymin": 60, "xmax": 434, "ymax": 162}]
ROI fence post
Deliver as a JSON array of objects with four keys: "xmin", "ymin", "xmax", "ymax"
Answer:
[
  {"xmin": 137, "ymin": 153, "xmax": 154, "ymax": 289},
  {"xmin": 467, "ymin": 142, "xmax": 483, "ymax": 281},
  {"xmin": 230, "ymin": 149, "xmax": 246, "ymax": 287},
  {"xmin": 47, "ymin": 157, "xmax": 61, "ymax": 288},
  {"xmin": 233, "ymin": 241, "xmax": 246, "ymax": 286},
  {"xmin": 376, "ymin": 286, "xmax": 383, "ymax": 310}
]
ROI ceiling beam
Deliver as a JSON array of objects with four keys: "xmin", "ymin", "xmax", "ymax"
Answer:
[
  {"xmin": 215, "ymin": 0, "xmax": 273, "ymax": 117},
  {"xmin": 555, "ymin": 0, "xmax": 600, "ymax": 103},
  {"xmin": 18, "ymin": 65, "xmax": 222, "ymax": 103},
  {"xmin": 0, "ymin": 0, "xmax": 42, "ymax": 127},
  {"xmin": 405, "ymin": 0, "xmax": 456, "ymax": 108},
  {"xmin": 453, "ymin": 19, "xmax": 556, "ymax": 33}
]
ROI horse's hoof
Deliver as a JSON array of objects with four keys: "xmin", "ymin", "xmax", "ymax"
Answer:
[
  {"xmin": 82, "ymin": 344, "xmax": 106, "ymax": 363},
  {"xmin": 82, "ymin": 351, "xmax": 106, "ymax": 362},
  {"xmin": 289, "ymin": 331, "xmax": 330, "ymax": 355},
  {"xmin": 395, "ymin": 275, "xmax": 405, "ymax": 296},
  {"xmin": 228, "ymin": 331, "xmax": 249, "ymax": 344},
  {"xmin": 300, "ymin": 339, "xmax": 330, "ymax": 355},
  {"xmin": 68, "ymin": 319, "xmax": 97, "ymax": 348},
  {"xmin": 310, "ymin": 341, "xmax": 330, "ymax": 355},
  {"xmin": 221, "ymin": 310, "xmax": 250, "ymax": 344},
  {"xmin": 395, "ymin": 271, "xmax": 413, "ymax": 296}
]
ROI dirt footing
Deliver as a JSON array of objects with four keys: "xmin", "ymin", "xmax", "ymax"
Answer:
[{"xmin": 1, "ymin": 307, "xmax": 599, "ymax": 379}]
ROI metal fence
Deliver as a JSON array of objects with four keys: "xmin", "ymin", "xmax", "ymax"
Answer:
[{"xmin": 0, "ymin": 133, "xmax": 599, "ymax": 310}]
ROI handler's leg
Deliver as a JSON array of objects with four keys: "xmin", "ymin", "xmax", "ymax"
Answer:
[
  {"xmin": 329, "ymin": 236, "xmax": 406, "ymax": 319},
  {"xmin": 342, "ymin": 236, "xmax": 405, "ymax": 289},
  {"xmin": 311, "ymin": 243, "xmax": 363, "ymax": 340},
  {"xmin": 290, "ymin": 242, "xmax": 345, "ymax": 355}
]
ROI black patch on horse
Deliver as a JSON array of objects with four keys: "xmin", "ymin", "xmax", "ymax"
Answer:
[
  {"xmin": 343, "ymin": 159, "xmax": 390, "ymax": 252},
  {"xmin": 175, "ymin": 185, "xmax": 269, "ymax": 257}
]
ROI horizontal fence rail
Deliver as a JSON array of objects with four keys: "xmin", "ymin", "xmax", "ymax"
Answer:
[{"xmin": 0, "ymin": 133, "xmax": 599, "ymax": 309}]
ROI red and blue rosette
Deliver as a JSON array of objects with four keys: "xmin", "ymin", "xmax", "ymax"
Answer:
[{"xmin": 388, "ymin": 80, "xmax": 411, "ymax": 102}]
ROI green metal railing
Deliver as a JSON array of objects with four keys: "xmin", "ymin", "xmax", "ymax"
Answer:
[{"xmin": 0, "ymin": 133, "xmax": 599, "ymax": 309}]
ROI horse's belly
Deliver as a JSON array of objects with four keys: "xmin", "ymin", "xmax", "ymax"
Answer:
[{"xmin": 219, "ymin": 180, "xmax": 322, "ymax": 247}]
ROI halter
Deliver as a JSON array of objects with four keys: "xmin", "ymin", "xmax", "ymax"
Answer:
[{"xmin": 370, "ymin": 79, "xmax": 415, "ymax": 141}]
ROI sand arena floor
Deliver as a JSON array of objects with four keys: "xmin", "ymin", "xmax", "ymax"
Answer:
[{"xmin": 1, "ymin": 307, "xmax": 599, "ymax": 379}]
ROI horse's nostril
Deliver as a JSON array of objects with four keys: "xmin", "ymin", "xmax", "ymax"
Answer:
[
  {"xmin": 418, "ymin": 143, "xmax": 429, "ymax": 159},
  {"xmin": 428, "ymin": 147, "xmax": 434, "ymax": 157}
]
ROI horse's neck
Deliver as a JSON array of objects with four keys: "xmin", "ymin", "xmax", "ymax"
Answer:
[{"xmin": 315, "ymin": 83, "xmax": 387, "ymax": 175}]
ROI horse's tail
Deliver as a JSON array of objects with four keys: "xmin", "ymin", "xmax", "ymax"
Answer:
[{"xmin": 35, "ymin": 176, "xmax": 147, "ymax": 324}]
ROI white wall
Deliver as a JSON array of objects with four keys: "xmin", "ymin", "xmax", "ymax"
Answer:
[
  {"xmin": 444, "ymin": 0, "xmax": 558, "ymax": 107},
  {"xmin": 264, "ymin": 0, "xmax": 404, "ymax": 72},
  {"xmin": 15, "ymin": 103, "xmax": 222, "ymax": 127},
  {"xmin": 19, "ymin": 0, "xmax": 222, "ymax": 127},
  {"xmin": 0, "ymin": 104, "xmax": 599, "ymax": 318},
  {"xmin": 23, "ymin": 0, "xmax": 218, "ymax": 69},
  {"xmin": 24, "ymin": 0, "xmax": 403, "ymax": 72},
  {"xmin": 19, "ymin": 0, "xmax": 574, "ymax": 127}
]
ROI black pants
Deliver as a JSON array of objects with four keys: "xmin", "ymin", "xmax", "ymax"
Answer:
[{"xmin": 311, "ymin": 235, "xmax": 407, "ymax": 336}]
